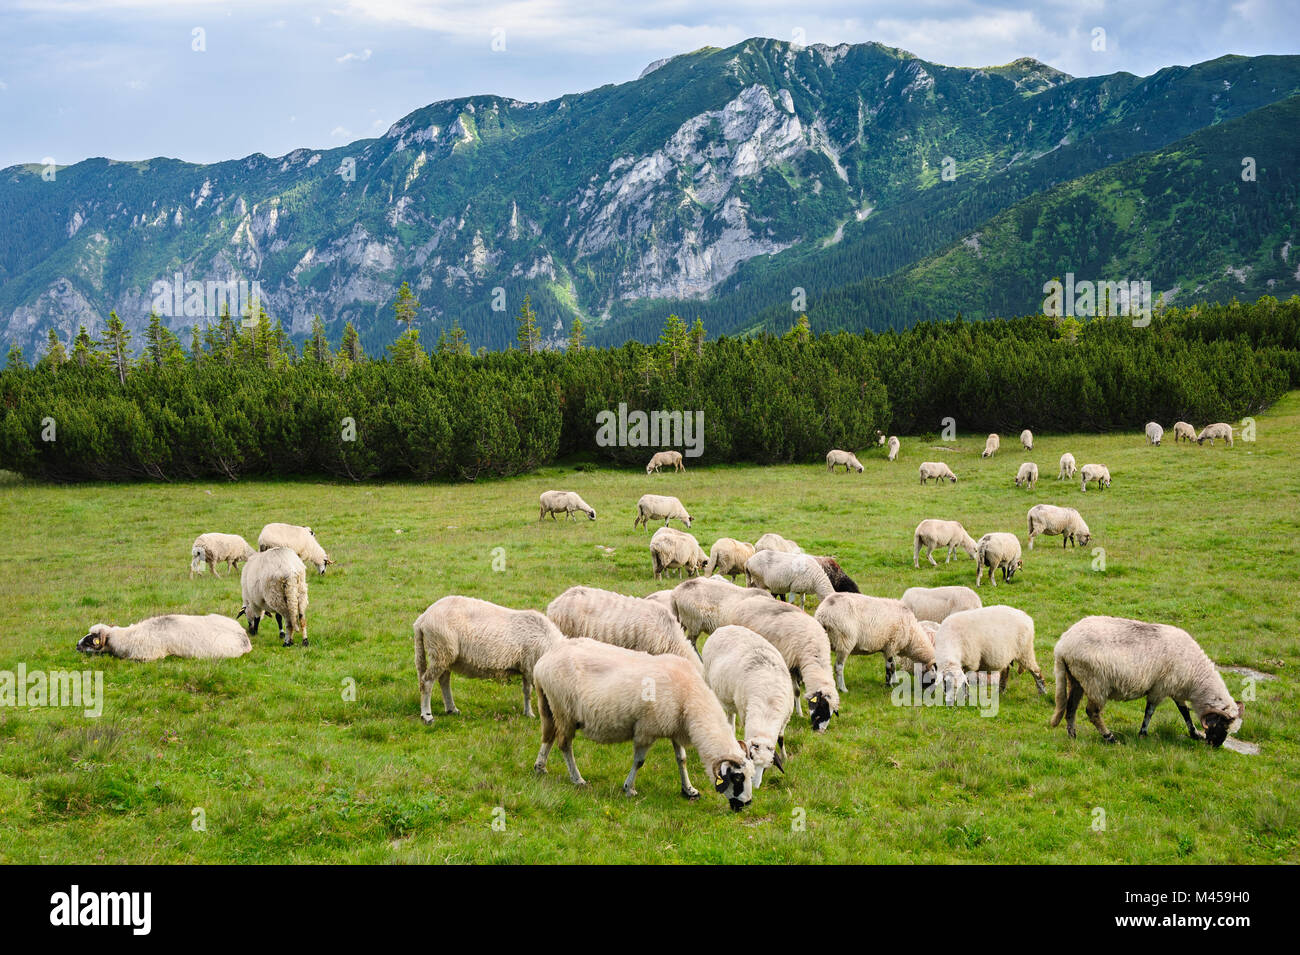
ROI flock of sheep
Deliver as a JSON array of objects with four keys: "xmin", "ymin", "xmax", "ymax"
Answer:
[{"xmin": 73, "ymin": 419, "xmax": 1246, "ymax": 814}]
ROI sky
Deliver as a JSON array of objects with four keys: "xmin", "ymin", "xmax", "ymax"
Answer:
[{"xmin": 1, "ymin": 0, "xmax": 1296, "ymax": 170}]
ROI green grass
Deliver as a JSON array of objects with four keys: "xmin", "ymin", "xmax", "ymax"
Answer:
[{"xmin": 2, "ymin": 395, "xmax": 1298, "ymax": 864}]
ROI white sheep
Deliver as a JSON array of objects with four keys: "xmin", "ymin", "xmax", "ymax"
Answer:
[
  {"xmin": 634, "ymin": 493, "xmax": 692, "ymax": 529},
  {"xmin": 701, "ymin": 625, "xmax": 794, "ymax": 787},
  {"xmin": 1173, "ymin": 421, "xmax": 1197, "ymax": 443},
  {"xmin": 975, "ymin": 532, "xmax": 1022, "ymax": 587},
  {"xmin": 646, "ymin": 450, "xmax": 685, "ymax": 473},
  {"xmin": 189, "ymin": 532, "xmax": 256, "ymax": 578},
  {"xmin": 547, "ymin": 585, "xmax": 700, "ymax": 668},
  {"xmin": 1145, "ymin": 421, "xmax": 1164, "ymax": 445},
  {"xmin": 77, "ymin": 614, "xmax": 252, "ymax": 661},
  {"xmin": 703, "ymin": 538, "xmax": 755, "ymax": 580},
  {"xmin": 744, "ymin": 549, "xmax": 833, "ymax": 607},
  {"xmin": 1026, "ymin": 504, "xmax": 1091, "ymax": 549},
  {"xmin": 1050, "ymin": 615, "xmax": 1244, "ymax": 746},
  {"xmin": 887, "ymin": 436, "xmax": 900, "ymax": 461},
  {"xmin": 1080, "ymin": 463, "xmax": 1111, "ymax": 491},
  {"xmin": 413, "ymin": 595, "xmax": 563, "ymax": 722},
  {"xmin": 912, "ymin": 519, "xmax": 979, "ymax": 568},
  {"xmin": 239, "ymin": 546, "xmax": 310, "ymax": 646},
  {"xmin": 670, "ymin": 575, "xmax": 759, "ymax": 647},
  {"xmin": 826, "ymin": 449, "xmax": 864, "ymax": 473},
  {"xmin": 539, "ymin": 490, "xmax": 596, "ymax": 522},
  {"xmin": 1197, "ymin": 423, "xmax": 1234, "ymax": 447},
  {"xmin": 981, "ymin": 434, "xmax": 1000, "ymax": 458},
  {"xmin": 900, "ymin": 585, "xmax": 982, "ymax": 624},
  {"xmin": 1014, "ymin": 462, "xmax": 1039, "ymax": 489},
  {"xmin": 919, "ymin": 461, "xmax": 957, "ymax": 485},
  {"xmin": 935, "ymin": 605, "xmax": 1045, "ymax": 704},
  {"xmin": 258, "ymin": 522, "xmax": 333, "ymax": 574},
  {"xmin": 1020, "ymin": 429, "xmax": 1034, "ymax": 450},
  {"xmin": 1057, "ymin": 452, "xmax": 1078, "ymax": 480},
  {"xmin": 754, "ymin": 532, "xmax": 802, "ymax": 554},
  {"xmin": 649, "ymin": 525, "xmax": 708, "ymax": 581},
  {"xmin": 644, "ymin": 590, "xmax": 677, "ymax": 614},
  {"xmin": 532, "ymin": 638, "xmax": 755, "ymax": 809},
  {"xmin": 815, "ymin": 593, "xmax": 936, "ymax": 691}
]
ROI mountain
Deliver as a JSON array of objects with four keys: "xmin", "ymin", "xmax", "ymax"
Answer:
[{"xmin": 2, "ymin": 38, "xmax": 1299, "ymax": 356}]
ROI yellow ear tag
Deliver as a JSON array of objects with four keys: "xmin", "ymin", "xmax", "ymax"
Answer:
[{"xmin": 715, "ymin": 776, "xmax": 724, "ymax": 785}]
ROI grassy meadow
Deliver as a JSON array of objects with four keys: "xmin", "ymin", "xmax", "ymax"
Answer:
[{"xmin": 1, "ymin": 395, "xmax": 1298, "ymax": 864}]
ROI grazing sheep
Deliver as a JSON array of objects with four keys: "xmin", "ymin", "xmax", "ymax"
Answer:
[
  {"xmin": 901, "ymin": 585, "xmax": 982, "ymax": 624},
  {"xmin": 826, "ymin": 449, "xmax": 864, "ymax": 473},
  {"xmin": 649, "ymin": 526, "xmax": 708, "ymax": 581},
  {"xmin": 935, "ymin": 605, "xmax": 1045, "ymax": 704},
  {"xmin": 532, "ymin": 639, "xmax": 755, "ymax": 809},
  {"xmin": 877, "ymin": 431, "xmax": 887, "ymax": 446},
  {"xmin": 413, "ymin": 596, "xmax": 563, "ymax": 722},
  {"xmin": 1197, "ymin": 423, "xmax": 1234, "ymax": 447},
  {"xmin": 744, "ymin": 550, "xmax": 833, "ymax": 607},
  {"xmin": 981, "ymin": 434, "xmax": 1000, "ymax": 458},
  {"xmin": 539, "ymin": 490, "xmax": 596, "ymax": 522},
  {"xmin": 1173, "ymin": 421, "xmax": 1197, "ymax": 443},
  {"xmin": 813, "ymin": 556, "xmax": 859, "ymax": 593},
  {"xmin": 919, "ymin": 461, "xmax": 957, "ymax": 485},
  {"xmin": 634, "ymin": 493, "xmax": 693, "ymax": 529},
  {"xmin": 1145, "ymin": 422, "xmax": 1164, "ymax": 445},
  {"xmin": 77, "ymin": 614, "xmax": 252, "ymax": 661},
  {"xmin": 913, "ymin": 519, "xmax": 979, "ymax": 568},
  {"xmin": 258, "ymin": 523, "xmax": 333, "ymax": 575},
  {"xmin": 815, "ymin": 593, "xmax": 936, "ymax": 691},
  {"xmin": 1014, "ymin": 462, "xmax": 1039, "ymax": 490},
  {"xmin": 239, "ymin": 546, "xmax": 309, "ymax": 646},
  {"xmin": 670, "ymin": 575, "xmax": 759, "ymax": 646},
  {"xmin": 646, "ymin": 450, "xmax": 685, "ymax": 474},
  {"xmin": 701, "ymin": 625, "xmax": 794, "ymax": 787},
  {"xmin": 1050, "ymin": 616, "xmax": 1244, "ymax": 746},
  {"xmin": 754, "ymin": 532, "xmax": 802, "ymax": 554},
  {"xmin": 1057, "ymin": 452, "xmax": 1078, "ymax": 480},
  {"xmin": 547, "ymin": 585, "xmax": 700, "ymax": 668},
  {"xmin": 975, "ymin": 533, "xmax": 1022, "ymax": 587},
  {"xmin": 703, "ymin": 538, "xmax": 755, "ymax": 580},
  {"xmin": 189, "ymin": 532, "xmax": 256, "ymax": 578},
  {"xmin": 887, "ymin": 436, "xmax": 900, "ymax": 461},
  {"xmin": 1020, "ymin": 429, "xmax": 1034, "ymax": 450},
  {"xmin": 1026, "ymin": 504, "xmax": 1091, "ymax": 550},
  {"xmin": 1080, "ymin": 464, "xmax": 1111, "ymax": 491}
]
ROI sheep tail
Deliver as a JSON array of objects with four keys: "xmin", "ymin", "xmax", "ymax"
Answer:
[
  {"xmin": 1049, "ymin": 657, "xmax": 1069, "ymax": 727},
  {"xmin": 414, "ymin": 623, "xmax": 429, "ymax": 684},
  {"xmin": 537, "ymin": 685, "xmax": 556, "ymax": 744}
]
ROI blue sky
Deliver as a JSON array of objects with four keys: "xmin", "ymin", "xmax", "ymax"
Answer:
[{"xmin": 1, "ymin": 0, "xmax": 1296, "ymax": 170}]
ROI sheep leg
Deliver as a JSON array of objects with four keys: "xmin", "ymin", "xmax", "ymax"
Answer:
[
  {"xmin": 521, "ymin": 675, "xmax": 534, "ymax": 717},
  {"xmin": 1138, "ymin": 698, "xmax": 1160, "ymax": 737},
  {"xmin": 913, "ymin": 542, "xmax": 921, "ymax": 568},
  {"xmin": 792, "ymin": 674, "xmax": 804, "ymax": 716},
  {"xmin": 622, "ymin": 743, "xmax": 649, "ymax": 797},
  {"xmin": 559, "ymin": 737, "xmax": 585, "ymax": 786},
  {"xmin": 438, "ymin": 671, "xmax": 460, "ymax": 715},
  {"xmin": 944, "ymin": 546, "xmax": 953, "ymax": 564},
  {"xmin": 210, "ymin": 560, "xmax": 221, "ymax": 579},
  {"xmin": 248, "ymin": 612, "xmax": 260, "ymax": 636},
  {"xmin": 419, "ymin": 673, "xmax": 436, "ymax": 725},
  {"xmin": 1063, "ymin": 675, "xmax": 1084, "ymax": 737},
  {"xmin": 885, "ymin": 655, "xmax": 896, "ymax": 686},
  {"xmin": 672, "ymin": 741, "xmax": 699, "ymax": 799},
  {"xmin": 927, "ymin": 547, "xmax": 938, "ymax": 567},
  {"xmin": 834, "ymin": 651, "xmax": 848, "ymax": 693},
  {"xmin": 1085, "ymin": 700, "xmax": 1118, "ymax": 743},
  {"xmin": 275, "ymin": 612, "xmax": 288, "ymax": 646},
  {"xmin": 1174, "ymin": 700, "xmax": 1205, "ymax": 740}
]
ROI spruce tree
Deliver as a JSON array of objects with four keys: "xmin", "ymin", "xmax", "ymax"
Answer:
[
  {"xmin": 516, "ymin": 294, "xmax": 541, "ymax": 354},
  {"xmin": 100, "ymin": 311, "xmax": 131, "ymax": 384},
  {"xmin": 41, "ymin": 328, "xmax": 67, "ymax": 368},
  {"xmin": 568, "ymin": 315, "xmax": 586, "ymax": 351}
]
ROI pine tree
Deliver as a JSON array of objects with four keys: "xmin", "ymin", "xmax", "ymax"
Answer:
[
  {"xmin": 438, "ymin": 320, "xmax": 470, "ymax": 356},
  {"xmin": 393, "ymin": 281, "xmax": 420, "ymax": 331},
  {"xmin": 516, "ymin": 294, "xmax": 541, "ymax": 354},
  {"xmin": 389, "ymin": 328, "xmax": 428, "ymax": 366},
  {"xmin": 568, "ymin": 315, "xmax": 586, "ymax": 351},
  {"xmin": 70, "ymin": 325, "xmax": 95, "ymax": 369},
  {"xmin": 40, "ymin": 328, "xmax": 67, "ymax": 368},
  {"xmin": 690, "ymin": 317, "xmax": 705, "ymax": 357},
  {"xmin": 338, "ymin": 322, "xmax": 364, "ymax": 365},
  {"xmin": 306, "ymin": 316, "xmax": 332, "ymax": 364},
  {"xmin": 5, "ymin": 343, "xmax": 24, "ymax": 370},
  {"xmin": 190, "ymin": 324, "xmax": 205, "ymax": 366},
  {"xmin": 100, "ymin": 311, "xmax": 131, "ymax": 385},
  {"xmin": 659, "ymin": 313, "xmax": 689, "ymax": 369},
  {"xmin": 144, "ymin": 312, "xmax": 168, "ymax": 367},
  {"xmin": 785, "ymin": 313, "xmax": 812, "ymax": 344}
]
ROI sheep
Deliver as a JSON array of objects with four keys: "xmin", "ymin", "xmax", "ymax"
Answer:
[
  {"xmin": 754, "ymin": 532, "xmax": 802, "ymax": 554},
  {"xmin": 238, "ymin": 546, "xmax": 309, "ymax": 646},
  {"xmin": 813, "ymin": 556, "xmax": 859, "ymax": 593},
  {"xmin": 77, "ymin": 614, "xmax": 252, "ymax": 661},
  {"xmin": 413, "ymin": 595, "xmax": 563, "ymax": 722},
  {"xmin": 1020, "ymin": 429, "xmax": 1034, "ymax": 450},
  {"xmin": 539, "ymin": 490, "xmax": 596, "ymax": 522},
  {"xmin": 975, "ymin": 532, "xmax": 1022, "ymax": 587},
  {"xmin": 877, "ymin": 431, "xmax": 887, "ymax": 446},
  {"xmin": 884, "ymin": 436, "xmax": 900, "ymax": 462},
  {"xmin": 1173, "ymin": 421, "xmax": 1197, "ymax": 443},
  {"xmin": 815, "ymin": 593, "xmax": 936, "ymax": 691},
  {"xmin": 919, "ymin": 461, "xmax": 957, "ymax": 485},
  {"xmin": 913, "ymin": 519, "xmax": 979, "ymax": 568},
  {"xmin": 1014, "ymin": 462, "xmax": 1039, "ymax": 489},
  {"xmin": 724, "ymin": 593, "xmax": 840, "ymax": 731},
  {"xmin": 644, "ymin": 590, "xmax": 678, "ymax": 615},
  {"xmin": 531, "ymin": 638, "xmax": 755, "ymax": 809},
  {"xmin": 1080, "ymin": 463, "xmax": 1111, "ymax": 491},
  {"xmin": 744, "ymin": 550, "xmax": 833, "ymax": 607},
  {"xmin": 902, "ymin": 584, "xmax": 981, "ymax": 620},
  {"xmin": 1026, "ymin": 504, "xmax": 1091, "ymax": 550},
  {"xmin": 634, "ymin": 493, "xmax": 692, "ymax": 529},
  {"xmin": 547, "ymin": 585, "xmax": 700, "ymax": 668},
  {"xmin": 1197, "ymin": 423, "xmax": 1234, "ymax": 447},
  {"xmin": 670, "ymin": 575, "xmax": 758, "ymax": 647},
  {"xmin": 258, "ymin": 522, "xmax": 333, "ymax": 574},
  {"xmin": 981, "ymin": 434, "xmax": 1000, "ymax": 458},
  {"xmin": 701, "ymin": 625, "xmax": 794, "ymax": 787},
  {"xmin": 1057, "ymin": 452, "xmax": 1078, "ymax": 480},
  {"xmin": 826, "ymin": 449, "xmax": 864, "ymax": 473},
  {"xmin": 649, "ymin": 525, "xmax": 708, "ymax": 581},
  {"xmin": 703, "ymin": 538, "xmax": 755, "ymax": 580},
  {"xmin": 189, "ymin": 532, "xmax": 256, "ymax": 578},
  {"xmin": 646, "ymin": 450, "xmax": 685, "ymax": 473},
  {"xmin": 935, "ymin": 605, "xmax": 1045, "ymax": 704},
  {"xmin": 1145, "ymin": 421, "xmax": 1164, "ymax": 446}
]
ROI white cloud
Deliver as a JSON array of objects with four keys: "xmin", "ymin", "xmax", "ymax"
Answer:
[
  {"xmin": 336, "ymin": 48, "xmax": 372, "ymax": 63},
  {"xmin": 330, "ymin": 125, "xmax": 352, "ymax": 138}
]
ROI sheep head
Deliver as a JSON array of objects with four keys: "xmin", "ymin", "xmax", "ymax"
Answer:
[
  {"xmin": 77, "ymin": 625, "xmax": 112, "ymax": 655},
  {"xmin": 1202, "ymin": 701, "xmax": 1245, "ymax": 747},
  {"xmin": 808, "ymin": 690, "xmax": 835, "ymax": 732},
  {"xmin": 712, "ymin": 756, "xmax": 754, "ymax": 811}
]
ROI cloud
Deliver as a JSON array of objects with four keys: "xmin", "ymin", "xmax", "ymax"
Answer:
[
  {"xmin": 336, "ymin": 48, "xmax": 372, "ymax": 63},
  {"xmin": 330, "ymin": 125, "xmax": 352, "ymax": 138}
]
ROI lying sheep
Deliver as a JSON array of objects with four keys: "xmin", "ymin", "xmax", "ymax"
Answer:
[
  {"xmin": 1027, "ymin": 504, "xmax": 1091, "ymax": 549},
  {"xmin": 913, "ymin": 519, "xmax": 979, "ymax": 568},
  {"xmin": 634, "ymin": 493, "xmax": 692, "ymax": 529},
  {"xmin": 258, "ymin": 522, "xmax": 333, "ymax": 575},
  {"xmin": 826, "ymin": 449, "xmax": 864, "ymax": 473},
  {"xmin": 975, "ymin": 532, "xmax": 1022, "ymax": 587},
  {"xmin": 1080, "ymin": 463, "xmax": 1111, "ymax": 491},
  {"xmin": 190, "ymin": 532, "xmax": 256, "ymax": 578},
  {"xmin": 239, "ymin": 546, "xmax": 309, "ymax": 646},
  {"xmin": 754, "ymin": 532, "xmax": 802, "ymax": 554},
  {"xmin": 919, "ymin": 461, "xmax": 957, "ymax": 485},
  {"xmin": 539, "ymin": 490, "xmax": 596, "ymax": 522},
  {"xmin": 1050, "ymin": 615, "xmax": 1244, "ymax": 746},
  {"xmin": 887, "ymin": 436, "xmax": 900, "ymax": 461},
  {"xmin": 77, "ymin": 614, "xmax": 252, "ymax": 661},
  {"xmin": 646, "ymin": 450, "xmax": 685, "ymax": 473},
  {"xmin": 671, "ymin": 575, "xmax": 759, "ymax": 647},
  {"xmin": 901, "ymin": 585, "xmax": 982, "ymax": 624},
  {"xmin": 532, "ymin": 638, "xmax": 755, "ymax": 809},
  {"xmin": 1197, "ymin": 423, "xmax": 1234, "ymax": 447},
  {"xmin": 1173, "ymin": 421, "xmax": 1197, "ymax": 443},
  {"xmin": 981, "ymin": 434, "xmax": 1000, "ymax": 458},
  {"xmin": 1014, "ymin": 462, "xmax": 1039, "ymax": 489},
  {"xmin": 1020, "ymin": 429, "xmax": 1034, "ymax": 450},
  {"xmin": 814, "ymin": 556, "xmax": 859, "ymax": 593},
  {"xmin": 701, "ymin": 625, "xmax": 794, "ymax": 787},
  {"xmin": 815, "ymin": 593, "xmax": 936, "ymax": 691},
  {"xmin": 1057, "ymin": 452, "xmax": 1078, "ymax": 480},
  {"xmin": 650, "ymin": 526, "xmax": 708, "ymax": 581},
  {"xmin": 935, "ymin": 605, "xmax": 1045, "ymax": 704},
  {"xmin": 1145, "ymin": 421, "xmax": 1164, "ymax": 445},
  {"xmin": 413, "ymin": 595, "xmax": 563, "ymax": 722},
  {"xmin": 547, "ymin": 585, "xmax": 700, "ymax": 668},
  {"xmin": 745, "ymin": 550, "xmax": 833, "ymax": 607},
  {"xmin": 703, "ymin": 538, "xmax": 755, "ymax": 580}
]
